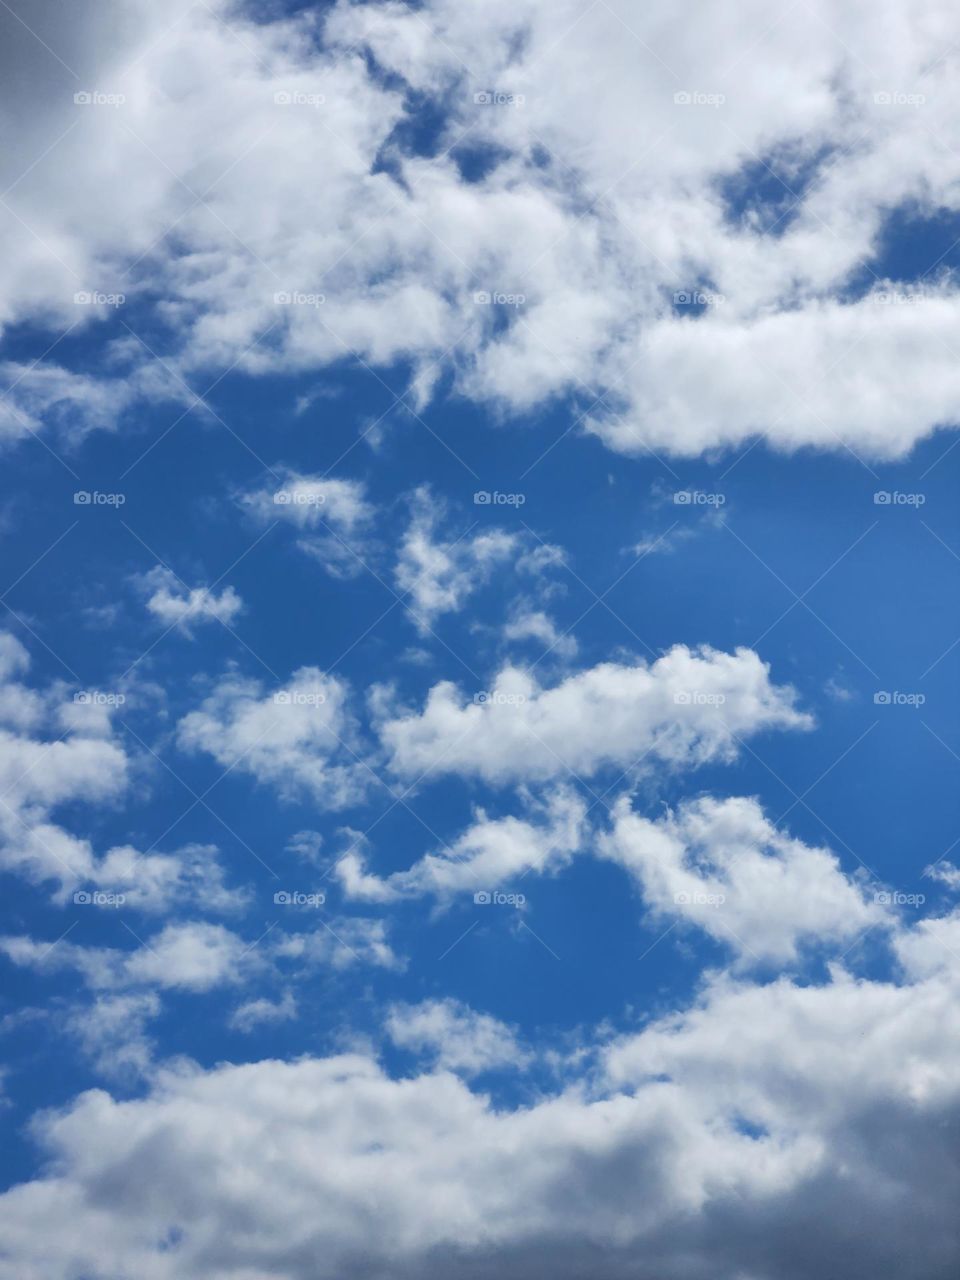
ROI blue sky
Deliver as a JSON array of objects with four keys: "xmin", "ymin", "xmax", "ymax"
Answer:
[{"xmin": 1, "ymin": 2, "xmax": 960, "ymax": 1278}]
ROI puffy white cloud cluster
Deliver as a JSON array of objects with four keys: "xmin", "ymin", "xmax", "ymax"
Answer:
[
  {"xmin": 2, "ymin": 943, "xmax": 960, "ymax": 1279},
  {"xmin": 176, "ymin": 665, "xmax": 370, "ymax": 809},
  {"xmin": 3, "ymin": 0, "xmax": 960, "ymax": 459},
  {"xmin": 140, "ymin": 566, "xmax": 244, "ymax": 634},
  {"xmin": 0, "ymin": 630, "xmax": 248, "ymax": 911},
  {"xmin": 377, "ymin": 644, "xmax": 811, "ymax": 784},
  {"xmin": 386, "ymin": 997, "xmax": 530, "ymax": 1075},
  {"xmin": 601, "ymin": 794, "xmax": 888, "ymax": 965},
  {"xmin": 336, "ymin": 786, "xmax": 585, "ymax": 902}
]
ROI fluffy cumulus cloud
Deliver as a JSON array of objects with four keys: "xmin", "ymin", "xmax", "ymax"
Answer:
[
  {"xmin": 1, "ymin": 912, "xmax": 403, "ymax": 994},
  {"xmin": 502, "ymin": 607, "xmax": 578, "ymax": 659},
  {"xmin": 176, "ymin": 666, "xmax": 370, "ymax": 809},
  {"xmin": 3, "ymin": 944, "xmax": 960, "ymax": 1280},
  {"xmin": 1, "ymin": 4, "xmax": 958, "ymax": 1278},
  {"xmin": 0, "ymin": 630, "xmax": 250, "ymax": 911},
  {"xmin": 386, "ymin": 997, "xmax": 531, "ymax": 1075},
  {"xmin": 3, "ymin": 0, "xmax": 960, "ymax": 457},
  {"xmin": 335, "ymin": 786, "xmax": 585, "ymax": 903},
  {"xmin": 140, "ymin": 566, "xmax": 244, "ymax": 634},
  {"xmin": 377, "ymin": 644, "xmax": 811, "ymax": 784},
  {"xmin": 601, "ymin": 795, "xmax": 887, "ymax": 966},
  {"xmin": 0, "ymin": 921, "xmax": 259, "ymax": 993}
]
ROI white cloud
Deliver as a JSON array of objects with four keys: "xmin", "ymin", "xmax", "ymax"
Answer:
[
  {"xmin": 924, "ymin": 860, "xmax": 960, "ymax": 890},
  {"xmin": 0, "ymin": 633, "xmax": 150, "ymax": 902},
  {"xmin": 64, "ymin": 992, "xmax": 160, "ymax": 1080},
  {"xmin": 0, "ymin": 922, "xmax": 259, "ymax": 994},
  {"xmin": 243, "ymin": 472, "xmax": 373, "ymax": 535},
  {"xmin": 90, "ymin": 841, "xmax": 250, "ymax": 915},
  {"xmin": 177, "ymin": 667, "xmax": 369, "ymax": 809},
  {"xmin": 601, "ymin": 795, "xmax": 887, "ymax": 966},
  {"xmin": 335, "ymin": 787, "xmax": 585, "ymax": 904},
  {"xmin": 4, "ymin": 949, "xmax": 960, "ymax": 1279},
  {"xmin": 503, "ymin": 608, "xmax": 577, "ymax": 659},
  {"xmin": 386, "ymin": 998, "xmax": 530, "ymax": 1075},
  {"xmin": 229, "ymin": 990, "xmax": 298, "ymax": 1034},
  {"xmin": 3, "ymin": 0, "xmax": 960, "ymax": 462},
  {"xmin": 140, "ymin": 566, "xmax": 244, "ymax": 634},
  {"xmin": 274, "ymin": 916, "xmax": 404, "ymax": 972},
  {"xmin": 0, "ymin": 638, "xmax": 247, "ymax": 910},
  {"xmin": 377, "ymin": 645, "xmax": 811, "ymax": 784},
  {"xmin": 395, "ymin": 487, "xmax": 518, "ymax": 631}
]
